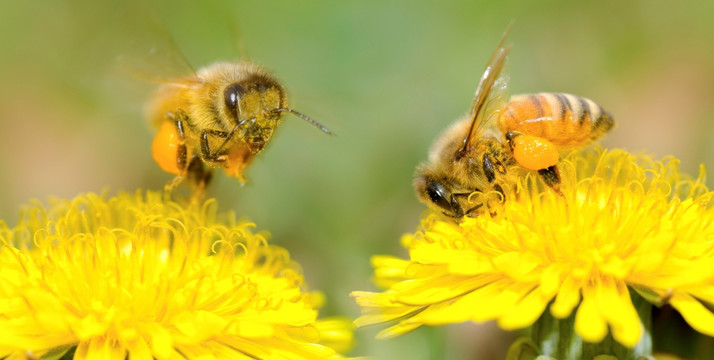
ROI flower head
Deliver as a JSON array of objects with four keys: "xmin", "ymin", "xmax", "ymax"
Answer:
[
  {"xmin": 0, "ymin": 191, "xmax": 352, "ymax": 359},
  {"xmin": 352, "ymin": 148, "xmax": 714, "ymax": 348}
]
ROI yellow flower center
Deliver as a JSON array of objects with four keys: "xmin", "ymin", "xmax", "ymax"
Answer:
[{"xmin": 0, "ymin": 191, "xmax": 352, "ymax": 359}]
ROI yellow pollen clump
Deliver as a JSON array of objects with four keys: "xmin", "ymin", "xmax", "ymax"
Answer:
[
  {"xmin": 512, "ymin": 134, "xmax": 559, "ymax": 170},
  {"xmin": 152, "ymin": 121, "xmax": 182, "ymax": 175}
]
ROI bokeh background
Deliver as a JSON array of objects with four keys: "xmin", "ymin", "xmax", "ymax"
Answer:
[{"xmin": 1, "ymin": 1, "xmax": 713, "ymax": 359}]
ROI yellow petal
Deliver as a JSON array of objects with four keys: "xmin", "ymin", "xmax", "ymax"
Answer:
[
  {"xmin": 410, "ymin": 243, "xmax": 493, "ymax": 275},
  {"xmin": 371, "ymin": 255, "xmax": 410, "ymax": 271},
  {"xmin": 149, "ymin": 325, "xmax": 173, "ymax": 359},
  {"xmin": 499, "ymin": 287, "xmax": 552, "ymax": 330},
  {"xmin": 350, "ymin": 291, "xmax": 395, "ymax": 308},
  {"xmin": 314, "ymin": 318, "xmax": 355, "ymax": 354},
  {"xmin": 76, "ymin": 314, "xmax": 107, "ymax": 340},
  {"xmin": 376, "ymin": 322, "xmax": 422, "ymax": 339},
  {"xmin": 74, "ymin": 337, "xmax": 126, "ymax": 360},
  {"xmin": 670, "ymin": 292, "xmax": 714, "ymax": 337},
  {"xmin": 415, "ymin": 295, "xmax": 476, "ymax": 324},
  {"xmin": 125, "ymin": 337, "xmax": 152, "ymax": 360},
  {"xmin": 410, "ymin": 281, "xmax": 531, "ymax": 327},
  {"xmin": 574, "ymin": 287, "xmax": 607, "ymax": 343},
  {"xmin": 493, "ymin": 252, "xmax": 540, "ymax": 281},
  {"xmin": 551, "ymin": 275, "xmax": 582, "ymax": 318},
  {"xmin": 469, "ymin": 281, "xmax": 536, "ymax": 322},
  {"xmin": 395, "ymin": 274, "xmax": 498, "ymax": 305},
  {"xmin": 234, "ymin": 320, "xmax": 275, "ymax": 338},
  {"xmin": 539, "ymin": 265, "xmax": 562, "ymax": 298},
  {"xmin": 600, "ymin": 280, "xmax": 641, "ymax": 347},
  {"xmin": 353, "ymin": 305, "xmax": 423, "ymax": 328}
]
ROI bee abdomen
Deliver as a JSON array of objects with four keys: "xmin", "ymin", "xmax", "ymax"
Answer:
[{"xmin": 498, "ymin": 93, "xmax": 614, "ymax": 149}]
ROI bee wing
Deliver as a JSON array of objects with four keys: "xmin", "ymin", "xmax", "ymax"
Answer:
[
  {"xmin": 107, "ymin": 3, "xmax": 197, "ymax": 83},
  {"xmin": 459, "ymin": 25, "xmax": 512, "ymax": 158},
  {"xmin": 479, "ymin": 57, "xmax": 510, "ymax": 131}
]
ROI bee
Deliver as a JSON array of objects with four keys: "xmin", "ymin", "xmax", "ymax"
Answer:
[
  {"xmin": 148, "ymin": 61, "xmax": 332, "ymax": 193},
  {"xmin": 414, "ymin": 26, "xmax": 614, "ymax": 218}
]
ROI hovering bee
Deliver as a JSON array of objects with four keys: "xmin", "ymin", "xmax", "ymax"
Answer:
[
  {"xmin": 414, "ymin": 26, "xmax": 614, "ymax": 218},
  {"xmin": 148, "ymin": 61, "xmax": 332, "ymax": 193}
]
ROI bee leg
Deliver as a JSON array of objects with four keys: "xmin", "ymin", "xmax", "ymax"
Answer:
[
  {"xmin": 452, "ymin": 190, "xmax": 496, "ymax": 218},
  {"xmin": 452, "ymin": 190, "xmax": 501, "ymax": 218},
  {"xmin": 200, "ymin": 118, "xmax": 253, "ymax": 162},
  {"xmin": 485, "ymin": 183, "xmax": 506, "ymax": 216},
  {"xmin": 481, "ymin": 154, "xmax": 508, "ymax": 215},
  {"xmin": 200, "ymin": 129, "xmax": 231, "ymax": 165},
  {"xmin": 447, "ymin": 192, "xmax": 474, "ymax": 218},
  {"xmin": 482, "ymin": 154, "xmax": 497, "ymax": 183},
  {"xmin": 207, "ymin": 120, "xmax": 247, "ymax": 159},
  {"xmin": 185, "ymin": 156, "xmax": 213, "ymax": 203},
  {"xmin": 504, "ymin": 131, "xmax": 523, "ymax": 151},
  {"xmin": 164, "ymin": 114, "xmax": 190, "ymax": 193},
  {"xmin": 464, "ymin": 203, "xmax": 484, "ymax": 217},
  {"xmin": 538, "ymin": 165, "xmax": 564, "ymax": 197}
]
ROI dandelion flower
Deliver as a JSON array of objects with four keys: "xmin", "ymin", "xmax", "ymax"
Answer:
[
  {"xmin": 0, "ymin": 191, "xmax": 352, "ymax": 359},
  {"xmin": 352, "ymin": 148, "xmax": 714, "ymax": 350}
]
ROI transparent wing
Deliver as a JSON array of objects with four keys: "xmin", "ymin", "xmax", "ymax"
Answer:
[
  {"xmin": 77, "ymin": 1, "xmax": 197, "ymax": 83},
  {"xmin": 480, "ymin": 60, "xmax": 510, "ymax": 130},
  {"xmin": 113, "ymin": 4, "xmax": 197, "ymax": 83},
  {"xmin": 458, "ymin": 24, "xmax": 512, "ymax": 158}
]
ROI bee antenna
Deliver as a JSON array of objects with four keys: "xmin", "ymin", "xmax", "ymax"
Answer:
[{"xmin": 276, "ymin": 108, "xmax": 334, "ymax": 136}]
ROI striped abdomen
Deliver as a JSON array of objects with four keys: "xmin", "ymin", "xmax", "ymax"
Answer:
[{"xmin": 497, "ymin": 93, "xmax": 614, "ymax": 149}]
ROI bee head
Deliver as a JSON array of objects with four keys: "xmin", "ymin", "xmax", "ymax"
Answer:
[
  {"xmin": 413, "ymin": 171, "xmax": 465, "ymax": 218},
  {"xmin": 223, "ymin": 76, "xmax": 286, "ymax": 153},
  {"xmin": 223, "ymin": 76, "xmax": 332, "ymax": 153}
]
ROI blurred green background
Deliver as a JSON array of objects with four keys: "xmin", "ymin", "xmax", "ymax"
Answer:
[{"xmin": 1, "ymin": 1, "xmax": 713, "ymax": 359}]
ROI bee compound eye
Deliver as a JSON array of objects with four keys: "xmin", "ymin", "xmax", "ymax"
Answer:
[
  {"xmin": 426, "ymin": 182, "xmax": 455, "ymax": 212},
  {"xmin": 223, "ymin": 83, "xmax": 246, "ymax": 113}
]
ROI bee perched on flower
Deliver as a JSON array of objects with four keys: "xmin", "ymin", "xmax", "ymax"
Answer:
[
  {"xmin": 354, "ymin": 147, "xmax": 714, "ymax": 358},
  {"xmin": 414, "ymin": 24, "xmax": 614, "ymax": 219},
  {"xmin": 353, "ymin": 25, "xmax": 714, "ymax": 360},
  {"xmin": 0, "ymin": 191, "xmax": 353, "ymax": 359}
]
